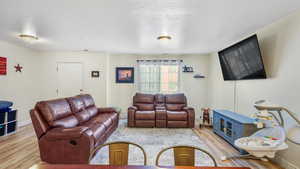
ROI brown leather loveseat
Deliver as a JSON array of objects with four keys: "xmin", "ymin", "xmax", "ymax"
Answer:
[
  {"xmin": 30, "ymin": 94, "xmax": 119, "ymax": 164},
  {"xmin": 128, "ymin": 93, "xmax": 195, "ymax": 128}
]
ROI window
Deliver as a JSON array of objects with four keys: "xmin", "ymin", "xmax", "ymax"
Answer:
[{"xmin": 137, "ymin": 60, "xmax": 181, "ymax": 94}]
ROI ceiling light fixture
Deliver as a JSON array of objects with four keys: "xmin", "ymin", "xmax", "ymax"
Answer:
[
  {"xmin": 19, "ymin": 34, "xmax": 38, "ymax": 42},
  {"xmin": 157, "ymin": 35, "xmax": 172, "ymax": 40}
]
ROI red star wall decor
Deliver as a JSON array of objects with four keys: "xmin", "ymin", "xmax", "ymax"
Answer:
[{"xmin": 14, "ymin": 64, "xmax": 23, "ymax": 72}]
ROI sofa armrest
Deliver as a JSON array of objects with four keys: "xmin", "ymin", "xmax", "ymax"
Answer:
[
  {"xmin": 127, "ymin": 106, "xmax": 137, "ymax": 127},
  {"xmin": 183, "ymin": 106, "xmax": 194, "ymax": 111},
  {"xmin": 128, "ymin": 106, "xmax": 138, "ymax": 111},
  {"xmin": 44, "ymin": 126, "xmax": 90, "ymax": 141},
  {"xmin": 183, "ymin": 107, "xmax": 195, "ymax": 128},
  {"xmin": 39, "ymin": 126, "xmax": 94, "ymax": 163},
  {"xmin": 98, "ymin": 107, "xmax": 118, "ymax": 114}
]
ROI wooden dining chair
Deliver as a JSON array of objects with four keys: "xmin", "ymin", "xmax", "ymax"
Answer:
[
  {"xmin": 155, "ymin": 145, "xmax": 217, "ymax": 167},
  {"xmin": 89, "ymin": 141, "xmax": 147, "ymax": 166}
]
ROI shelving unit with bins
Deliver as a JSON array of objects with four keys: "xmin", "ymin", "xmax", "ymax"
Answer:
[{"xmin": 0, "ymin": 101, "xmax": 17, "ymax": 137}]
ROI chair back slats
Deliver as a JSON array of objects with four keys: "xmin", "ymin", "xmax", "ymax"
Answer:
[
  {"xmin": 173, "ymin": 147, "xmax": 195, "ymax": 166},
  {"xmin": 109, "ymin": 143, "xmax": 129, "ymax": 165},
  {"xmin": 156, "ymin": 145, "xmax": 217, "ymax": 167},
  {"xmin": 90, "ymin": 141, "xmax": 147, "ymax": 166}
]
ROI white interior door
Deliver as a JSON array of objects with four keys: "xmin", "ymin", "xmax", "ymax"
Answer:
[{"xmin": 57, "ymin": 62, "xmax": 83, "ymax": 97}]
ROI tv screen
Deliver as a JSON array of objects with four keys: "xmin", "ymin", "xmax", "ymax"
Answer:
[{"xmin": 218, "ymin": 35, "xmax": 266, "ymax": 81}]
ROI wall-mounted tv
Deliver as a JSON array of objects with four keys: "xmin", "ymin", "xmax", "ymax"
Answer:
[{"xmin": 218, "ymin": 35, "xmax": 266, "ymax": 81}]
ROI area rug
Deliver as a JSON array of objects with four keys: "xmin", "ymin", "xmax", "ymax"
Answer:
[{"xmin": 90, "ymin": 120, "xmax": 215, "ymax": 166}]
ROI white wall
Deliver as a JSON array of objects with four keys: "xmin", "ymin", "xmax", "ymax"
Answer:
[
  {"xmin": 207, "ymin": 11, "xmax": 300, "ymax": 169},
  {"xmin": 105, "ymin": 53, "xmax": 211, "ymax": 119},
  {"xmin": 39, "ymin": 51, "xmax": 108, "ymax": 107},
  {"xmin": 0, "ymin": 44, "xmax": 211, "ymax": 125},
  {"xmin": 0, "ymin": 40, "xmax": 42, "ymax": 126}
]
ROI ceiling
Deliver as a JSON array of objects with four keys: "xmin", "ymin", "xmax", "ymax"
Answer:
[{"xmin": 0, "ymin": 0, "xmax": 300, "ymax": 54}]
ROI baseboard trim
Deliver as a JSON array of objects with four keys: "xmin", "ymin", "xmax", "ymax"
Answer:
[{"xmin": 18, "ymin": 120, "xmax": 32, "ymax": 128}]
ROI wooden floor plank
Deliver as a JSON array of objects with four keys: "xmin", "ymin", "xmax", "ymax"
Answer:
[{"xmin": 0, "ymin": 125, "xmax": 282, "ymax": 169}]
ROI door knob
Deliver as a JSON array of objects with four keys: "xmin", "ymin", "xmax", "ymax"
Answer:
[{"xmin": 80, "ymin": 89, "xmax": 83, "ymax": 92}]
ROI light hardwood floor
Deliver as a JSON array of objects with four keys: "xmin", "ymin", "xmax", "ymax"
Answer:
[{"xmin": 0, "ymin": 125, "xmax": 282, "ymax": 169}]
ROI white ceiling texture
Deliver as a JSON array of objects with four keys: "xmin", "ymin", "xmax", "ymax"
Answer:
[{"xmin": 0, "ymin": 0, "xmax": 300, "ymax": 54}]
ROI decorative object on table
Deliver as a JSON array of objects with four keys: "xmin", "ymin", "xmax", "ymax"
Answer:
[
  {"xmin": 200, "ymin": 108, "xmax": 212, "ymax": 128},
  {"xmin": 0, "ymin": 57, "xmax": 7, "ymax": 75},
  {"xmin": 14, "ymin": 64, "xmax": 23, "ymax": 72},
  {"xmin": 182, "ymin": 65, "xmax": 194, "ymax": 73},
  {"xmin": 193, "ymin": 74, "xmax": 205, "ymax": 79},
  {"xmin": 213, "ymin": 109, "xmax": 259, "ymax": 155},
  {"xmin": 0, "ymin": 101, "xmax": 17, "ymax": 137},
  {"xmin": 116, "ymin": 67, "xmax": 134, "ymax": 83},
  {"xmin": 91, "ymin": 71, "xmax": 100, "ymax": 78}
]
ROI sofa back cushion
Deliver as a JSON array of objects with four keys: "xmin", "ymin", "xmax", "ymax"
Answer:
[
  {"xmin": 67, "ymin": 96, "xmax": 91, "ymax": 124},
  {"xmin": 78, "ymin": 94, "xmax": 98, "ymax": 117},
  {"xmin": 134, "ymin": 93, "xmax": 154, "ymax": 104},
  {"xmin": 67, "ymin": 96, "xmax": 85, "ymax": 113},
  {"xmin": 135, "ymin": 103, "xmax": 154, "ymax": 111},
  {"xmin": 165, "ymin": 93, "xmax": 186, "ymax": 104},
  {"xmin": 165, "ymin": 93, "xmax": 187, "ymax": 111},
  {"xmin": 133, "ymin": 93, "xmax": 155, "ymax": 111},
  {"xmin": 36, "ymin": 99, "xmax": 79, "ymax": 128}
]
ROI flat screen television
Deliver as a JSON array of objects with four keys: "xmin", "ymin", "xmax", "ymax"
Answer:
[{"xmin": 218, "ymin": 35, "xmax": 266, "ymax": 81}]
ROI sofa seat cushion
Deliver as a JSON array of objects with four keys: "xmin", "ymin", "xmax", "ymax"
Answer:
[
  {"xmin": 135, "ymin": 111, "xmax": 155, "ymax": 120},
  {"xmin": 74, "ymin": 110, "xmax": 92, "ymax": 124},
  {"xmin": 81, "ymin": 122, "xmax": 106, "ymax": 141},
  {"xmin": 89, "ymin": 113, "xmax": 114, "ymax": 128},
  {"xmin": 135, "ymin": 120, "xmax": 155, "ymax": 127},
  {"xmin": 167, "ymin": 111, "xmax": 187, "ymax": 121},
  {"xmin": 86, "ymin": 106, "xmax": 98, "ymax": 117}
]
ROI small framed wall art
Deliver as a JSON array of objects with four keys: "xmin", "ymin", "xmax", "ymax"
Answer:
[
  {"xmin": 91, "ymin": 71, "xmax": 100, "ymax": 78},
  {"xmin": 0, "ymin": 57, "xmax": 7, "ymax": 75},
  {"xmin": 116, "ymin": 67, "xmax": 134, "ymax": 83}
]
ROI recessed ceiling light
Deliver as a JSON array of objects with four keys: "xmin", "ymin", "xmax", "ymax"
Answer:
[
  {"xmin": 157, "ymin": 35, "xmax": 172, "ymax": 40},
  {"xmin": 19, "ymin": 34, "xmax": 38, "ymax": 42}
]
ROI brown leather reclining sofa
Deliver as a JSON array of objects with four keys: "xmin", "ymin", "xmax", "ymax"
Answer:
[
  {"xmin": 30, "ymin": 94, "xmax": 119, "ymax": 164},
  {"xmin": 128, "ymin": 93, "xmax": 195, "ymax": 128}
]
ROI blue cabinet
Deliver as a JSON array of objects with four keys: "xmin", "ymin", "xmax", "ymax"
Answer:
[{"xmin": 213, "ymin": 110, "xmax": 258, "ymax": 154}]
